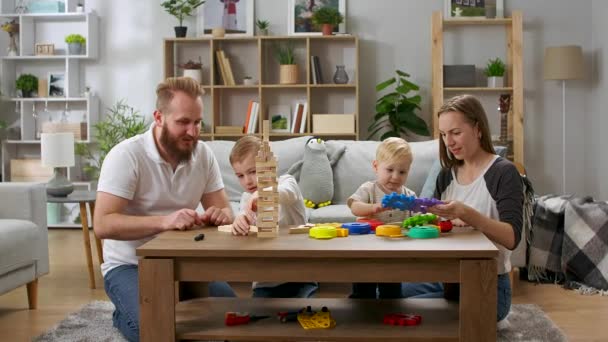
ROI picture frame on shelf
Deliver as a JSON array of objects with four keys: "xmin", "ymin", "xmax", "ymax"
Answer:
[
  {"xmin": 288, "ymin": 0, "xmax": 346, "ymax": 36},
  {"xmin": 48, "ymin": 72, "xmax": 65, "ymax": 97},
  {"xmin": 196, "ymin": 0, "xmax": 254, "ymax": 37},
  {"xmin": 444, "ymin": 0, "xmax": 486, "ymax": 19},
  {"xmin": 269, "ymin": 105, "xmax": 291, "ymax": 133}
]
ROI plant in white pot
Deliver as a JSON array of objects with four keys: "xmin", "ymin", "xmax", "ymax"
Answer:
[
  {"xmin": 161, "ymin": 0, "xmax": 206, "ymax": 38},
  {"xmin": 179, "ymin": 57, "xmax": 203, "ymax": 84},
  {"xmin": 275, "ymin": 43, "xmax": 298, "ymax": 84},
  {"xmin": 65, "ymin": 34, "xmax": 85, "ymax": 55},
  {"xmin": 484, "ymin": 57, "xmax": 506, "ymax": 88}
]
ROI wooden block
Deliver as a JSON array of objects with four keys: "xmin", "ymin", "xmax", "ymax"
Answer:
[
  {"xmin": 313, "ymin": 114, "xmax": 355, "ymax": 134},
  {"xmin": 217, "ymin": 224, "xmax": 257, "ymax": 233},
  {"xmin": 35, "ymin": 43, "xmax": 55, "ymax": 55},
  {"xmin": 41, "ymin": 122, "xmax": 87, "ymax": 140},
  {"xmin": 10, "ymin": 159, "xmax": 53, "ymax": 181},
  {"xmin": 289, "ymin": 226, "xmax": 311, "ymax": 234}
]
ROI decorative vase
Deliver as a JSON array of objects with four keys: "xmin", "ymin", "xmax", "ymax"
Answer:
[
  {"xmin": 174, "ymin": 26, "xmax": 187, "ymax": 38},
  {"xmin": 68, "ymin": 42, "xmax": 82, "ymax": 55},
  {"xmin": 487, "ymin": 76, "xmax": 504, "ymax": 88},
  {"xmin": 279, "ymin": 64, "xmax": 298, "ymax": 84},
  {"xmin": 7, "ymin": 35, "xmax": 18, "ymax": 56},
  {"xmin": 243, "ymin": 78, "xmax": 256, "ymax": 86},
  {"xmin": 183, "ymin": 69, "xmax": 202, "ymax": 84},
  {"xmin": 321, "ymin": 23, "xmax": 333, "ymax": 36},
  {"xmin": 258, "ymin": 28, "xmax": 268, "ymax": 36},
  {"xmin": 333, "ymin": 65, "xmax": 349, "ymax": 84}
]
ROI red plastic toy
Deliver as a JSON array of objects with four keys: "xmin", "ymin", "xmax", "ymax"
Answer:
[
  {"xmin": 356, "ymin": 218, "xmax": 384, "ymax": 231},
  {"xmin": 225, "ymin": 312, "xmax": 270, "ymax": 326},
  {"xmin": 438, "ymin": 220, "xmax": 453, "ymax": 232},
  {"xmin": 383, "ymin": 313, "xmax": 422, "ymax": 326}
]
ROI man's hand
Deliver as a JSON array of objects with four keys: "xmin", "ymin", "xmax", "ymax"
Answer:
[
  {"xmin": 200, "ymin": 206, "xmax": 231, "ymax": 226},
  {"xmin": 161, "ymin": 209, "xmax": 202, "ymax": 231},
  {"xmin": 232, "ymin": 212, "xmax": 255, "ymax": 235}
]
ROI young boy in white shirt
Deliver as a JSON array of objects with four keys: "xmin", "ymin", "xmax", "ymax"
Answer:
[
  {"xmin": 347, "ymin": 137, "xmax": 416, "ymax": 298},
  {"xmin": 229, "ymin": 135, "xmax": 317, "ymax": 298}
]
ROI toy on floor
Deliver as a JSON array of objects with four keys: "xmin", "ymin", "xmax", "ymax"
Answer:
[
  {"xmin": 287, "ymin": 138, "xmax": 346, "ymax": 209},
  {"xmin": 225, "ymin": 312, "xmax": 270, "ymax": 326},
  {"xmin": 297, "ymin": 306, "xmax": 336, "ymax": 329},
  {"xmin": 401, "ymin": 213, "xmax": 438, "ymax": 228},
  {"xmin": 383, "ymin": 313, "xmax": 422, "ymax": 326},
  {"xmin": 381, "ymin": 193, "xmax": 443, "ymax": 213}
]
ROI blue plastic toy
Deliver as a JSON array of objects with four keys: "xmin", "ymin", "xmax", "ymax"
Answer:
[
  {"xmin": 381, "ymin": 193, "xmax": 443, "ymax": 213},
  {"xmin": 341, "ymin": 222, "xmax": 371, "ymax": 235}
]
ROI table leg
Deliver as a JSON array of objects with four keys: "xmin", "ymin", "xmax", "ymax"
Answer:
[
  {"xmin": 89, "ymin": 202, "xmax": 103, "ymax": 265},
  {"xmin": 140, "ymin": 258, "xmax": 175, "ymax": 342},
  {"xmin": 79, "ymin": 202, "xmax": 95, "ymax": 289},
  {"xmin": 460, "ymin": 259, "xmax": 497, "ymax": 341}
]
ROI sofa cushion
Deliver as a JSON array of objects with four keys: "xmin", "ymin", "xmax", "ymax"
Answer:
[
  {"xmin": 308, "ymin": 204, "xmax": 356, "ymax": 223},
  {"xmin": 329, "ymin": 139, "xmax": 439, "ymax": 204},
  {"xmin": 0, "ymin": 219, "xmax": 39, "ymax": 276},
  {"xmin": 205, "ymin": 136, "xmax": 312, "ymax": 202}
]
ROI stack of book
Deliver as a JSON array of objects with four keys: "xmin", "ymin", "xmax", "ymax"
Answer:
[
  {"xmin": 216, "ymin": 50, "xmax": 236, "ymax": 85},
  {"xmin": 310, "ymin": 56, "xmax": 323, "ymax": 84},
  {"xmin": 244, "ymin": 100, "xmax": 260, "ymax": 133},
  {"xmin": 290, "ymin": 102, "xmax": 308, "ymax": 133}
]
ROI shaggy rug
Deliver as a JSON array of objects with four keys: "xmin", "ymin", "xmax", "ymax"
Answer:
[{"xmin": 34, "ymin": 301, "xmax": 567, "ymax": 341}]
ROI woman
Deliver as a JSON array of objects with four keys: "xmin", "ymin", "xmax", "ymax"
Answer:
[{"xmin": 402, "ymin": 94, "xmax": 523, "ymax": 325}]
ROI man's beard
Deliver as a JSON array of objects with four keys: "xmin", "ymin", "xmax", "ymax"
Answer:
[{"xmin": 159, "ymin": 124, "xmax": 196, "ymax": 163}]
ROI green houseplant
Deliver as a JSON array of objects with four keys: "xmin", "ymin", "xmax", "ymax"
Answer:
[
  {"xmin": 65, "ymin": 33, "xmax": 86, "ymax": 55},
  {"xmin": 311, "ymin": 6, "xmax": 344, "ymax": 35},
  {"xmin": 368, "ymin": 70, "xmax": 430, "ymax": 140},
  {"xmin": 484, "ymin": 57, "xmax": 506, "ymax": 87},
  {"xmin": 15, "ymin": 73, "xmax": 38, "ymax": 98},
  {"xmin": 275, "ymin": 43, "xmax": 297, "ymax": 84},
  {"xmin": 256, "ymin": 19, "xmax": 270, "ymax": 35},
  {"xmin": 161, "ymin": 0, "xmax": 206, "ymax": 38},
  {"xmin": 75, "ymin": 100, "xmax": 148, "ymax": 180}
]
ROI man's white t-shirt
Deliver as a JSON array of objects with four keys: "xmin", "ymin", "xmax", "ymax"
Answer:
[{"xmin": 98, "ymin": 124, "xmax": 224, "ymax": 277}]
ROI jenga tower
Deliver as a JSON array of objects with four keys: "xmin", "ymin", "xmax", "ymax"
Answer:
[{"xmin": 255, "ymin": 120, "xmax": 279, "ymax": 238}]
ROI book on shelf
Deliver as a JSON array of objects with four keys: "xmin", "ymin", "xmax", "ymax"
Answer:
[
  {"xmin": 246, "ymin": 101, "xmax": 259, "ymax": 133},
  {"xmin": 220, "ymin": 50, "xmax": 235, "ymax": 86},
  {"xmin": 312, "ymin": 56, "xmax": 323, "ymax": 84},
  {"xmin": 310, "ymin": 56, "xmax": 318, "ymax": 84},
  {"xmin": 299, "ymin": 102, "xmax": 308, "ymax": 133},
  {"xmin": 291, "ymin": 102, "xmax": 305, "ymax": 133},
  {"xmin": 215, "ymin": 125, "xmax": 244, "ymax": 134},
  {"xmin": 244, "ymin": 100, "xmax": 254, "ymax": 133},
  {"xmin": 215, "ymin": 50, "xmax": 227, "ymax": 85}
]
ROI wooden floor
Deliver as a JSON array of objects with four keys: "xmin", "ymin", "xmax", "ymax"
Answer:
[{"xmin": 0, "ymin": 229, "xmax": 606, "ymax": 341}]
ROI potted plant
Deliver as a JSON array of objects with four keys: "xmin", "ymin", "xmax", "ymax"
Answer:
[
  {"xmin": 368, "ymin": 70, "xmax": 430, "ymax": 140},
  {"xmin": 15, "ymin": 74, "xmax": 38, "ymax": 98},
  {"xmin": 484, "ymin": 57, "xmax": 506, "ymax": 88},
  {"xmin": 275, "ymin": 43, "xmax": 298, "ymax": 84},
  {"xmin": 178, "ymin": 57, "xmax": 203, "ymax": 84},
  {"xmin": 161, "ymin": 0, "xmax": 206, "ymax": 38},
  {"xmin": 311, "ymin": 6, "xmax": 344, "ymax": 36},
  {"xmin": 256, "ymin": 19, "xmax": 270, "ymax": 36},
  {"xmin": 75, "ymin": 100, "xmax": 148, "ymax": 180},
  {"xmin": 65, "ymin": 33, "xmax": 86, "ymax": 55}
]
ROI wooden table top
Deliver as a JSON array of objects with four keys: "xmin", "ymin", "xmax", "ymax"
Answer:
[{"xmin": 137, "ymin": 226, "xmax": 498, "ymax": 259}]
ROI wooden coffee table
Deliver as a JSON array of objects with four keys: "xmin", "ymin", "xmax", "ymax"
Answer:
[{"xmin": 137, "ymin": 227, "xmax": 498, "ymax": 341}]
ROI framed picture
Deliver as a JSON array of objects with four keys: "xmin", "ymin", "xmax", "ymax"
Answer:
[
  {"xmin": 269, "ymin": 105, "xmax": 291, "ymax": 133},
  {"xmin": 288, "ymin": 0, "xmax": 346, "ymax": 36},
  {"xmin": 48, "ymin": 72, "xmax": 65, "ymax": 97},
  {"xmin": 444, "ymin": 0, "xmax": 486, "ymax": 19},
  {"xmin": 196, "ymin": 0, "xmax": 254, "ymax": 37}
]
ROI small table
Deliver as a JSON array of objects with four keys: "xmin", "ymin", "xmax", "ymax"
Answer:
[{"xmin": 47, "ymin": 190, "xmax": 102, "ymax": 289}]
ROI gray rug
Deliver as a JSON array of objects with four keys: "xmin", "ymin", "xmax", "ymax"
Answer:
[{"xmin": 34, "ymin": 301, "xmax": 567, "ymax": 341}]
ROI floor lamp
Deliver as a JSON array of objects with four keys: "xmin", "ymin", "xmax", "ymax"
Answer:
[{"xmin": 543, "ymin": 45, "xmax": 584, "ymax": 195}]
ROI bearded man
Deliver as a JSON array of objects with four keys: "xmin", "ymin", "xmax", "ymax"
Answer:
[{"xmin": 94, "ymin": 77, "xmax": 234, "ymax": 342}]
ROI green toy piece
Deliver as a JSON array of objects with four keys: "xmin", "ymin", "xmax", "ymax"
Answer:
[
  {"xmin": 287, "ymin": 138, "xmax": 345, "ymax": 209},
  {"xmin": 402, "ymin": 213, "xmax": 438, "ymax": 228},
  {"xmin": 407, "ymin": 226, "xmax": 440, "ymax": 239}
]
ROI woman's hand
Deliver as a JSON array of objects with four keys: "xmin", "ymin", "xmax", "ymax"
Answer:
[{"xmin": 428, "ymin": 200, "xmax": 470, "ymax": 221}]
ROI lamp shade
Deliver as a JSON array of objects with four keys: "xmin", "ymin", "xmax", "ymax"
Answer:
[
  {"xmin": 543, "ymin": 45, "xmax": 584, "ymax": 80},
  {"xmin": 41, "ymin": 132, "xmax": 75, "ymax": 167}
]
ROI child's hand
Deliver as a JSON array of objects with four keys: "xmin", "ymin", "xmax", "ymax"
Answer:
[
  {"xmin": 232, "ymin": 212, "xmax": 254, "ymax": 235},
  {"xmin": 372, "ymin": 203, "xmax": 388, "ymax": 214},
  {"xmin": 247, "ymin": 191, "xmax": 259, "ymax": 212}
]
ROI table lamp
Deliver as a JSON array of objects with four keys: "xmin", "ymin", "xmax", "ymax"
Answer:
[
  {"xmin": 543, "ymin": 45, "xmax": 584, "ymax": 195},
  {"xmin": 41, "ymin": 132, "xmax": 75, "ymax": 197}
]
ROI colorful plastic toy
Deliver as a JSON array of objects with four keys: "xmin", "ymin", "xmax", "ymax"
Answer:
[
  {"xmin": 356, "ymin": 218, "xmax": 384, "ymax": 231},
  {"xmin": 375, "ymin": 225, "xmax": 402, "ymax": 237},
  {"xmin": 383, "ymin": 313, "xmax": 422, "ymax": 326},
  {"xmin": 225, "ymin": 312, "xmax": 270, "ymax": 326},
  {"xmin": 341, "ymin": 222, "xmax": 371, "ymax": 235},
  {"xmin": 438, "ymin": 220, "xmax": 453, "ymax": 232},
  {"xmin": 407, "ymin": 226, "xmax": 440, "ymax": 239},
  {"xmin": 401, "ymin": 213, "xmax": 438, "ymax": 228},
  {"xmin": 309, "ymin": 225, "xmax": 337, "ymax": 239},
  {"xmin": 297, "ymin": 306, "xmax": 335, "ymax": 329},
  {"xmin": 381, "ymin": 193, "xmax": 443, "ymax": 213}
]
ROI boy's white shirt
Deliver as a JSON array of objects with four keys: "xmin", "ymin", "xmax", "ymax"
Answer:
[{"xmin": 238, "ymin": 174, "xmax": 306, "ymax": 288}]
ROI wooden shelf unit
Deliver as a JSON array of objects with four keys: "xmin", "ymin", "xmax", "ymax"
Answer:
[
  {"xmin": 431, "ymin": 11, "xmax": 524, "ymax": 165},
  {"xmin": 163, "ymin": 35, "xmax": 359, "ymax": 141}
]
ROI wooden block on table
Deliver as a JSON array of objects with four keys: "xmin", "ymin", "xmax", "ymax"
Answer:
[{"xmin": 218, "ymin": 224, "xmax": 258, "ymax": 233}]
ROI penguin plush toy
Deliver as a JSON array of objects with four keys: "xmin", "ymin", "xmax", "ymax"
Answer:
[{"xmin": 287, "ymin": 137, "xmax": 346, "ymax": 208}]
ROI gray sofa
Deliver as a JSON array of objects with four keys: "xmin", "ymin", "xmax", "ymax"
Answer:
[
  {"xmin": 0, "ymin": 182, "xmax": 49, "ymax": 309},
  {"xmin": 206, "ymin": 136, "xmax": 526, "ymax": 269}
]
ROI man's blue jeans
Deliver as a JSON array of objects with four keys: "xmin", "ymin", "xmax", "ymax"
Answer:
[
  {"xmin": 104, "ymin": 264, "xmax": 236, "ymax": 342},
  {"xmin": 401, "ymin": 273, "xmax": 512, "ymax": 321},
  {"xmin": 252, "ymin": 282, "xmax": 318, "ymax": 298}
]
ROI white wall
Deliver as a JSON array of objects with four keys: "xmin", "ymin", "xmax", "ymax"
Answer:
[{"xmin": 82, "ymin": 0, "xmax": 599, "ymax": 198}]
